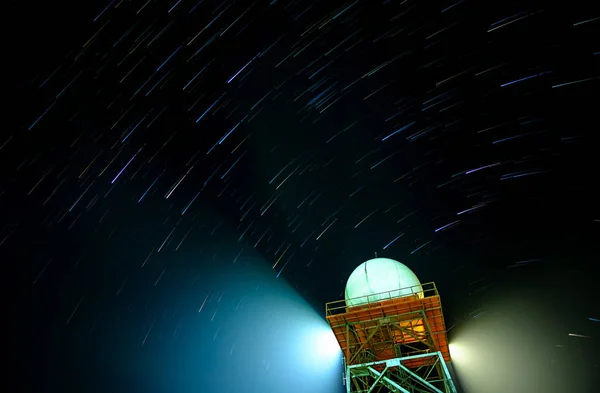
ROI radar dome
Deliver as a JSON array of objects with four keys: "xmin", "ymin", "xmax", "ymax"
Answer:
[{"xmin": 345, "ymin": 258, "xmax": 423, "ymax": 307}]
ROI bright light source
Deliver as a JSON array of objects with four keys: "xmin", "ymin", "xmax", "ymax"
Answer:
[
  {"xmin": 298, "ymin": 325, "xmax": 341, "ymax": 374},
  {"xmin": 314, "ymin": 329, "xmax": 340, "ymax": 358},
  {"xmin": 449, "ymin": 343, "xmax": 465, "ymax": 361}
]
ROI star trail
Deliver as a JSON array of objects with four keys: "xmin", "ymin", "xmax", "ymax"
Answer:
[{"xmin": 11, "ymin": 0, "xmax": 600, "ymax": 392}]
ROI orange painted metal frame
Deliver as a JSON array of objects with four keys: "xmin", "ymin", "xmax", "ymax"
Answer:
[{"xmin": 326, "ymin": 282, "xmax": 450, "ymax": 369}]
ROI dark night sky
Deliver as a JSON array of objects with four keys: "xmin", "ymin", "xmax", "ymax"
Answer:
[{"xmin": 10, "ymin": 1, "xmax": 599, "ymax": 392}]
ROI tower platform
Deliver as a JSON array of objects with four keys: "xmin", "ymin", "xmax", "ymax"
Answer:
[{"xmin": 326, "ymin": 282, "xmax": 456, "ymax": 393}]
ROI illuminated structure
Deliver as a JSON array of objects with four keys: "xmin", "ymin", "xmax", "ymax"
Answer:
[{"xmin": 326, "ymin": 258, "xmax": 457, "ymax": 393}]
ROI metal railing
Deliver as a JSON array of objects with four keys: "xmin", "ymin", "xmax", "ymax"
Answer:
[{"xmin": 326, "ymin": 282, "xmax": 439, "ymax": 316}]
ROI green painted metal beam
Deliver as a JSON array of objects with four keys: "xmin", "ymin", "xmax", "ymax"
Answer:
[{"xmin": 345, "ymin": 352, "xmax": 457, "ymax": 393}]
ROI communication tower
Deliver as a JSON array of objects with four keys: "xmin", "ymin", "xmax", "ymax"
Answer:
[{"xmin": 326, "ymin": 258, "xmax": 457, "ymax": 393}]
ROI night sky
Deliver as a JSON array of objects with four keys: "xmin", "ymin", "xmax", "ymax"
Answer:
[{"xmin": 12, "ymin": 1, "xmax": 599, "ymax": 392}]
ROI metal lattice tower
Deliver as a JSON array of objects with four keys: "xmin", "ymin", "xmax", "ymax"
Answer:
[{"xmin": 326, "ymin": 282, "xmax": 457, "ymax": 393}]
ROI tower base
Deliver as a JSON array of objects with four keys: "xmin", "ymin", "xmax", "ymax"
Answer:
[{"xmin": 344, "ymin": 352, "xmax": 457, "ymax": 393}]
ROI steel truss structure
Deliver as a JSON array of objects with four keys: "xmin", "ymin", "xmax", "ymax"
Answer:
[{"xmin": 326, "ymin": 282, "xmax": 457, "ymax": 393}]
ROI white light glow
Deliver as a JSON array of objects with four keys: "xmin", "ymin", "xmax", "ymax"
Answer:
[
  {"xmin": 299, "ymin": 325, "xmax": 342, "ymax": 374},
  {"xmin": 314, "ymin": 329, "xmax": 341, "ymax": 358},
  {"xmin": 449, "ymin": 343, "xmax": 465, "ymax": 362}
]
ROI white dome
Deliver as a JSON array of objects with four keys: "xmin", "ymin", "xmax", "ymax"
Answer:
[{"xmin": 345, "ymin": 258, "xmax": 423, "ymax": 307}]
